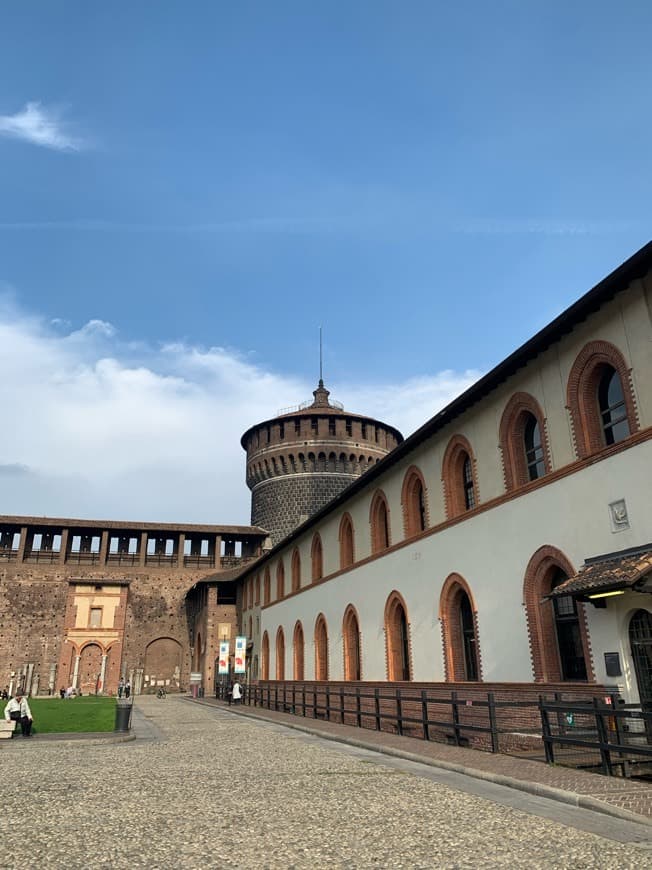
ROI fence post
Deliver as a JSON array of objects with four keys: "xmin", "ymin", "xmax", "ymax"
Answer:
[
  {"xmin": 292, "ymin": 683, "xmax": 296, "ymax": 714},
  {"xmin": 396, "ymin": 688, "xmax": 403, "ymax": 736},
  {"xmin": 302, "ymin": 684, "xmax": 306, "ymax": 717},
  {"xmin": 594, "ymin": 697, "xmax": 613, "ymax": 776},
  {"xmin": 539, "ymin": 696, "xmax": 554, "ymax": 765},
  {"xmin": 339, "ymin": 687, "xmax": 344, "ymax": 724},
  {"xmin": 421, "ymin": 690, "xmax": 430, "ymax": 741},
  {"xmin": 374, "ymin": 687, "xmax": 380, "ymax": 731},
  {"xmin": 313, "ymin": 686, "xmax": 317, "ymax": 719},
  {"xmin": 356, "ymin": 687, "xmax": 362, "ymax": 728},
  {"xmin": 451, "ymin": 691, "xmax": 461, "ymax": 746},
  {"xmin": 488, "ymin": 692, "xmax": 498, "ymax": 753}
]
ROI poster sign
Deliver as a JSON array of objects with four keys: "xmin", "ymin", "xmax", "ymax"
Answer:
[
  {"xmin": 218, "ymin": 641, "xmax": 230, "ymax": 674},
  {"xmin": 234, "ymin": 636, "xmax": 246, "ymax": 674}
]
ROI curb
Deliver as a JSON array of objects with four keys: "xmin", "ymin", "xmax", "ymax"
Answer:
[
  {"xmin": 8, "ymin": 731, "xmax": 137, "ymax": 744},
  {"xmin": 189, "ymin": 697, "xmax": 652, "ymax": 829}
]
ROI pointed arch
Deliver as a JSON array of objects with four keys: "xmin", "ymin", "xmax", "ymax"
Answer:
[
  {"xmin": 311, "ymin": 533, "xmax": 323, "ymax": 582},
  {"xmin": 369, "ymin": 489, "xmax": 391, "ymax": 554},
  {"xmin": 293, "ymin": 621, "xmax": 304, "ymax": 680},
  {"xmin": 339, "ymin": 513, "xmax": 355, "ymax": 569},
  {"xmin": 439, "ymin": 574, "xmax": 482, "ymax": 682},
  {"xmin": 342, "ymin": 605, "xmax": 362, "ymax": 681},
  {"xmin": 263, "ymin": 567, "xmax": 271, "ymax": 605},
  {"xmin": 276, "ymin": 558, "xmax": 285, "ymax": 600},
  {"xmin": 254, "ymin": 574, "xmax": 261, "ymax": 605},
  {"xmin": 441, "ymin": 434, "xmax": 479, "ymax": 519},
  {"xmin": 261, "ymin": 631, "xmax": 269, "ymax": 680},
  {"xmin": 566, "ymin": 340, "xmax": 638, "ymax": 458},
  {"xmin": 499, "ymin": 392, "xmax": 551, "ymax": 490},
  {"xmin": 384, "ymin": 591, "xmax": 412, "ymax": 681},
  {"xmin": 314, "ymin": 613, "xmax": 329, "ymax": 680},
  {"xmin": 275, "ymin": 626, "xmax": 285, "ymax": 680},
  {"xmin": 291, "ymin": 548, "xmax": 301, "ymax": 593},
  {"xmin": 401, "ymin": 465, "xmax": 429, "ymax": 538},
  {"xmin": 523, "ymin": 545, "xmax": 593, "ymax": 682}
]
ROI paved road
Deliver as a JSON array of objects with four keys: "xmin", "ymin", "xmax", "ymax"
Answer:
[{"xmin": 1, "ymin": 697, "xmax": 651, "ymax": 869}]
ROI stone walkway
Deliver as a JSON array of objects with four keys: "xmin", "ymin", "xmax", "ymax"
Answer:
[
  {"xmin": 0, "ymin": 696, "xmax": 651, "ymax": 868},
  {"xmin": 199, "ymin": 696, "xmax": 652, "ymax": 823}
]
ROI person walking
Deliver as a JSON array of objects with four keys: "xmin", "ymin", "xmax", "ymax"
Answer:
[
  {"xmin": 231, "ymin": 679, "xmax": 242, "ymax": 705},
  {"xmin": 118, "ymin": 679, "xmax": 124, "ymax": 699},
  {"xmin": 124, "ymin": 680, "xmax": 131, "ymax": 699},
  {"xmin": 4, "ymin": 692, "xmax": 33, "ymax": 737}
]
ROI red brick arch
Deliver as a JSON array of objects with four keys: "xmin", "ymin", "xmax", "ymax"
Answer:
[
  {"xmin": 261, "ymin": 631, "xmax": 269, "ymax": 680},
  {"xmin": 566, "ymin": 340, "xmax": 638, "ymax": 458},
  {"xmin": 276, "ymin": 558, "xmax": 285, "ymax": 600},
  {"xmin": 342, "ymin": 604, "xmax": 362, "ymax": 680},
  {"xmin": 314, "ymin": 613, "xmax": 329, "ymax": 680},
  {"xmin": 339, "ymin": 513, "xmax": 355, "ymax": 569},
  {"xmin": 438, "ymin": 573, "xmax": 482, "ymax": 682},
  {"xmin": 441, "ymin": 435, "xmax": 480, "ymax": 519},
  {"xmin": 293, "ymin": 621, "xmax": 304, "ymax": 680},
  {"xmin": 291, "ymin": 548, "xmax": 301, "ymax": 593},
  {"xmin": 275, "ymin": 626, "xmax": 285, "ymax": 680},
  {"xmin": 369, "ymin": 488, "xmax": 391, "ymax": 553},
  {"xmin": 498, "ymin": 392, "xmax": 551, "ymax": 490},
  {"xmin": 311, "ymin": 533, "xmax": 323, "ymax": 582},
  {"xmin": 523, "ymin": 545, "xmax": 594, "ymax": 682},
  {"xmin": 384, "ymin": 591, "xmax": 412, "ymax": 681},
  {"xmin": 400, "ymin": 465, "xmax": 429, "ymax": 538}
]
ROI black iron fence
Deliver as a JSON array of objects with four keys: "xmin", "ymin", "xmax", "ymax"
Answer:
[{"xmin": 215, "ymin": 682, "xmax": 652, "ymax": 777}]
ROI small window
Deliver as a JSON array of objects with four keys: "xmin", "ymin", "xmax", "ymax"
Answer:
[
  {"xmin": 279, "ymin": 422, "xmax": 285, "ymax": 440},
  {"xmin": 361, "ymin": 422, "xmax": 367, "ymax": 439},
  {"xmin": 329, "ymin": 418, "xmax": 336, "ymax": 436},
  {"xmin": 524, "ymin": 415, "xmax": 546, "ymax": 481},
  {"xmin": 294, "ymin": 419, "xmax": 301, "ymax": 435},
  {"xmin": 463, "ymin": 456, "xmax": 476, "ymax": 510},
  {"xmin": 89, "ymin": 607, "xmax": 102, "ymax": 628},
  {"xmin": 598, "ymin": 367, "xmax": 630, "ymax": 446},
  {"xmin": 311, "ymin": 417, "xmax": 318, "ymax": 434},
  {"xmin": 346, "ymin": 419, "xmax": 352, "ymax": 436}
]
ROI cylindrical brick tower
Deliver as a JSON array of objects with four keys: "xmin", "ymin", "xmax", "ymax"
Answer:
[{"xmin": 241, "ymin": 380, "xmax": 403, "ymax": 545}]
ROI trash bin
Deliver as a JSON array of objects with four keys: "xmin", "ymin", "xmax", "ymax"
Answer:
[{"xmin": 115, "ymin": 700, "xmax": 132, "ymax": 732}]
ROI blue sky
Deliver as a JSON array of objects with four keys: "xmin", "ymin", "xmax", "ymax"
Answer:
[{"xmin": 0, "ymin": 3, "xmax": 650, "ymax": 523}]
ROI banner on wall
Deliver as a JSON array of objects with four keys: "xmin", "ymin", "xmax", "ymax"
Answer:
[
  {"xmin": 234, "ymin": 636, "xmax": 246, "ymax": 674},
  {"xmin": 218, "ymin": 642, "xmax": 230, "ymax": 674}
]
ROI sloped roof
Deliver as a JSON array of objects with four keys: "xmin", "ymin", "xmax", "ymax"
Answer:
[{"xmin": 549, "ymin": 545, "xmax": 652, "ymax": 598}]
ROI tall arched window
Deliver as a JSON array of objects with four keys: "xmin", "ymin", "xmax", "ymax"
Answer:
[
  {"xmin": 499, "ymin": 393, "xmax": 550, "ymax": 490},
  {"xmin": 291, "ymin": 549, "xmax": 301, "ymax": 593},
  {"xmin": 384, "ymin": 593, "xmax": 411, "ymax": 681},
  {"xmin": 566, "ymin": 340, "xmax": 638, "ymax": 458},
  {"xmin": 439, "ymin": 574, "xmax": 482, "ymax": 682},
  {"xmin": 401, "ymin": 467, "xmax": 428, "ymax": 538},
  {"xmin": 343, "ymin": 605, "xmax": 362, "ymax": 681},
  {"xmin": 630, "ymin": 610, "xmax": 652, "ymax": 709},
  {"xmin": 254, "ymin": 574, "xmax": 261, "ymax": 605},
  {"xmin": 263, "ymin": 568, "xmax": 271, "ymax": 605},
  {"xmin": 523, "ymin": 546, "xmax": 592, "ymax": 682},
  {"xmin": 276, "ymin": 627, "xmax": 285, "ymax": 680},
  {"xmin": 261, "ymin": 631, "xmax": 269, "ymax": 680},
  {"xmin": 442, "ymin": 435, "xmax": 479, "ymax": 518},
  {"xmin": 311, "ymin": 534, "xmax": 323, "ymax": 582},
  {"xmin": 293, "ymin": 621, "xmax": 304, "ymax": 681},
  {"xmin": 314, "ymin": 614, "xmax": 329, "ymax": 680},
  {"xmin": 370, "ymin": 490, "xmax": 391, "ymax": 554},
  {"xmin": 339, "ymin": 514, "xmax": 355, "ymax": 569},
  {"xmin": 276, "ymin": 559, "xmax": 285, "ymax": 600},
  {"xmin": 247, "ymin": 615, "xmax": 253, "ymax": 640}
]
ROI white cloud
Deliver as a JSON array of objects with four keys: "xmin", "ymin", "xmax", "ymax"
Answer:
[
  {"xmin": 0, "ymin": 102, "xmax": 84, "ymax": 152},
  {"xmin": 0, "ymin": 301, "xmax": 480, "ymax": 525}
]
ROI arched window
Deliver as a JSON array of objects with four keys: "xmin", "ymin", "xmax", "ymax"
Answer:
[
  {"xmin": 276, "ymin": 627, "xmax": 285, "ymax": 681},
  {"xmin": 339, "ymin": 514, "xmax": 355, "ymax": 569},
  {"xmin": 439, "ymin": 574, "xmax": 482, "ymax": 681},
  {"xmin": 254, "ymin": 574, "xmax": 261, "ymax": 605},
  {"xmin": 401, "ymin": 467, "xmax": 428, "ymax": 538},
  {"xmin": 261, "ymin": 631, "xmax": 269, "ymax": 680},
  {"xmin": 293, "ymin": 621, "xmax": 304, "ymax": 680},
  {"xmin": 263, "ymin": 568, "xmax": 271, "ymax": 605},
  {"xmin": 499, "ymin": 393, "xmax": 550, "ymax": 490},
  {"xmin": 314, "ymin": 614, "xmax": 329, "ymax": 680},
  {"xmin": 311, "ymin": 534, "xmax": 323, "ymax": 582},
  {"xmin": 442, "ymin": 435, "xmax": 479, "ymax": 518},
  {"xmin": 523, "ymin": 546, "xmax": 592, "ymax": 682},
  {"xmin": 630, "ymin": 610, "xmax": 652, "ymax": 709},
  {"xmin": 276, "ymin": 559, "xmax": 285, "ymax": 600},
  {"xmin": 370, "ymin": 490, "xmax": 391, "ymax": 554},
  {"xmin": 567, "ymin": 340, "xmax": 638, "ymax": 458},
  {"xmin": 385, "ymin": 593, "xmax": 411, "ymax": 681},
  {"xmin": 247, "ymin": 615, "xmax": 253, "ymax": 640},
  {"xmin": 343, "ymin": 605, "xmax": 362, "ymax": 681},
  {"xmin": 291, "ymin": 549, "xmax": 301, "ymax": 593}
]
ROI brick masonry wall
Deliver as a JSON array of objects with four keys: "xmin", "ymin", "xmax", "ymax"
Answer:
[{"xmin": 252, "ymin": 474, "xmax": 358, "ymax": 545}]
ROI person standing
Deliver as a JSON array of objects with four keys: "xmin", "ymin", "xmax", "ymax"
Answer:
[
  {"xmin": 124, "ymin": 680, "xmax": 131, "ymax": 699},
  {"xmin": 231, "ymin": 679, "xmax": 242, "ymax": 705},
  {"xmin": 118, "ymin": 679, "xmax": 124, "ymax": 699},
  {"xmin": 4, "ymin": 692, "xmax": 33, "ymax": 737}
]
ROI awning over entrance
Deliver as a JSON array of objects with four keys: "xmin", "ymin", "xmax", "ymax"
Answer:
[{"xmin": 548, "ymin": 544, "xmax": 652, "ymax": 601}]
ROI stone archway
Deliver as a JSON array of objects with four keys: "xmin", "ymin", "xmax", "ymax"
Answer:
[
  {"xmin": 78, "ymin": 643, "xmax": 103, "ymax": 695},
  {"xmin": 144, "ymin": 637, "xmax": 183, "ymax": 693}
]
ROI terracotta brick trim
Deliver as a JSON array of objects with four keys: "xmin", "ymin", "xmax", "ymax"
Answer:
[
  {"xmin": 314, "ymin": 613, "xmax": 329, "ymax": 680},
  {"xmin": 369, "ymin": 488, "xmax": 391, "ymax": 554},
  {"xmin": 342, "ymin": 604, "xmax": 363, "ymax": 681},
  {"xmin": 261, "ymin": 630, "xmax": 269, "ymax": 680},
  {"xmin": 291, "ymin": 548, "xmax": 301, "ymax": 593},
  {"xmin": 338, "ymin": 512, "xmax": 355, "ymax": 569},
  {"xmin": 293, "ymin": 620, "xmax": 304, "ymax": 680},
  {"xmin": 441, "ymin": 434, "xmax": 480, "ymax": 519},
  {"xmin": 498, "ymin": 392, "xmax": 552, "ymax": 490},
  {"xmin": 400, "ymin": 465, "xmax": 430, "ymax": 538},
  {"xmin": 384, "ymin": 590, "xmax": 412, "ymax": 681},
  {"xmin": 522, "ymin": 545, "xmax": 595, "ymax": 683},
  {"xmin": 566, "ymin": 340, "xmax": 639, "ymax": 459},
  {"xmin": 438, "ymin": 573, "xmax": 483, "ymax": 682},
  {"xmin": 275, "ymin": 625, "xmax": 285, "ymax": 680},
  {"xmin": 310, "ymin": 533, "xmax": 323, "ymax": 582}
]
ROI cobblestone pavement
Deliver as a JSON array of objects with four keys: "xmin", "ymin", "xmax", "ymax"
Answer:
[{"xmin": 1, "ymin": 696, "xmax": 651, "ymax": 869}]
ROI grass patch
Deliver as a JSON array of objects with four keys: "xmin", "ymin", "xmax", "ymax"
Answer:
[{"xmin": 28, "ymin": 696, "xmax": 118, "ymax": 734}]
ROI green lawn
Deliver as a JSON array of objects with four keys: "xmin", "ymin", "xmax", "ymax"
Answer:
[{"xmin": 28, "ymin": 696, "xmax": 118, "ymax": 733}]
